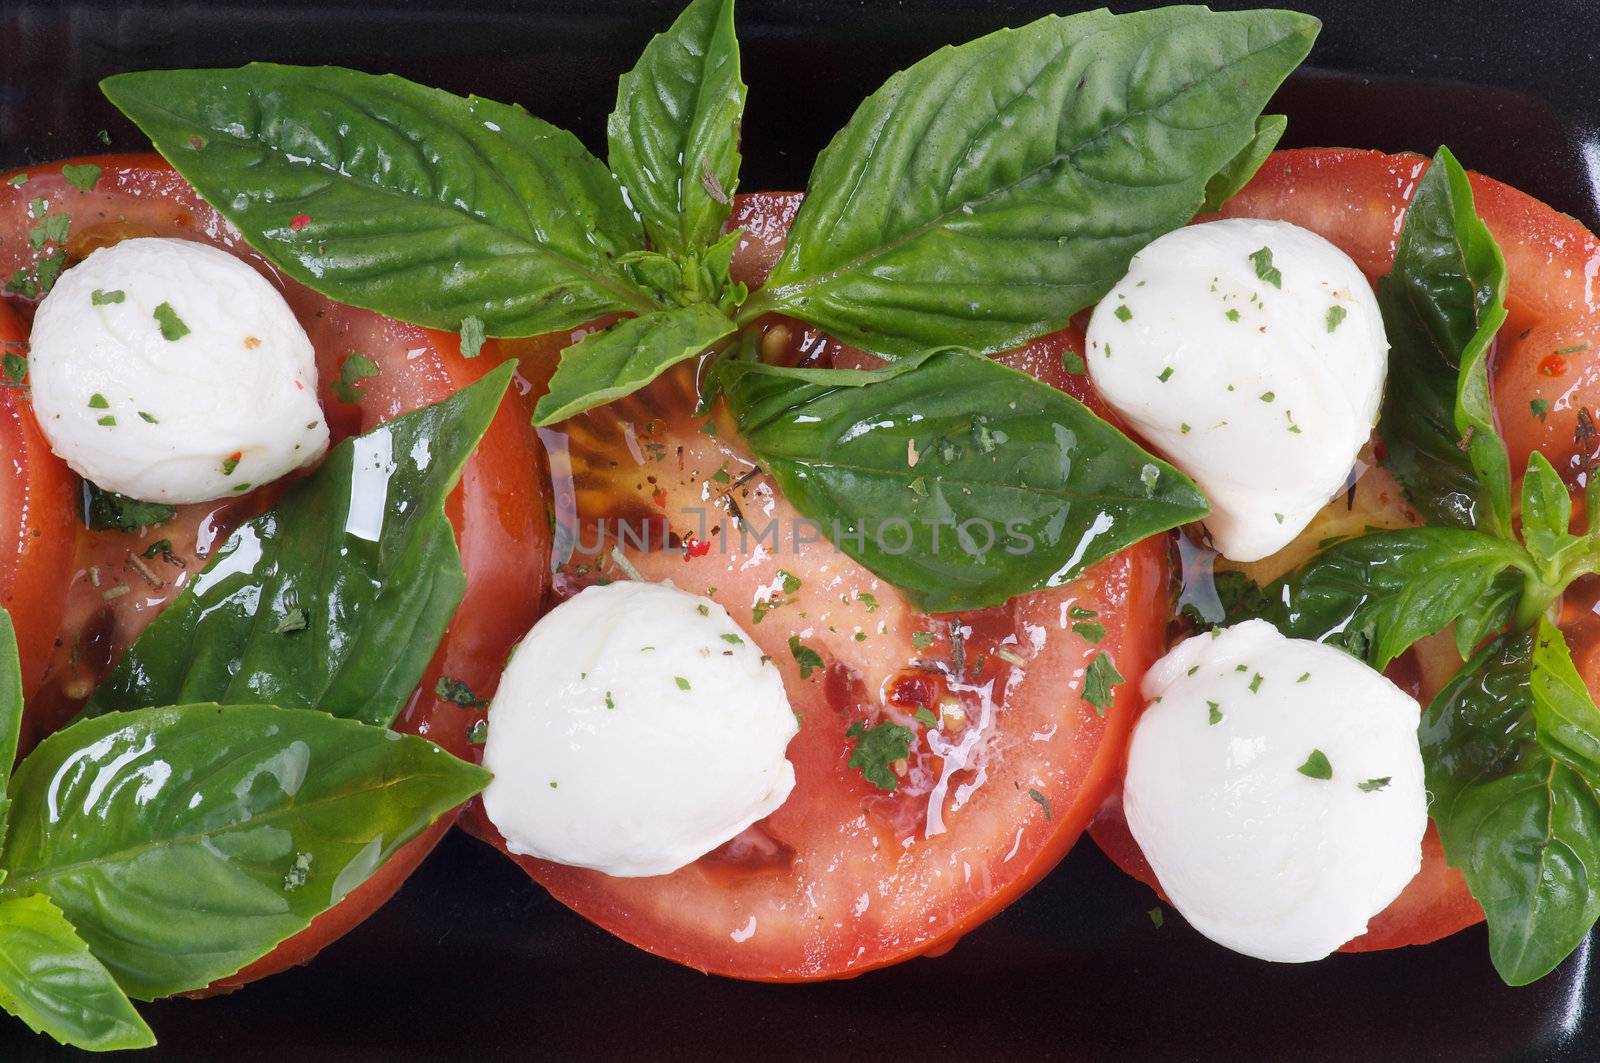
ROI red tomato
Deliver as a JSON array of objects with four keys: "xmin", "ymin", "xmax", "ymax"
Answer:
[
  {"xmin": 0, "ymin": 155, "xmax": 550, "ymax": 989},
  {"xmin": 1091, "ymin": 148, "xmax": 1600, "ymax": 953},
  {"xmin": 0, "ymin": 301, "xmax": 76, "ymax": 724},
  {"xmin": 461, "ymin": 192, "xmax": 1171, "ymax": 980}
]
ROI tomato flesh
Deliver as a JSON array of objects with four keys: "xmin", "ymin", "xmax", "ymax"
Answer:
[
  {"xmin": 0, "ymin": 300, "xmax": 77, "ymax": 726},
  {"xmin": 0, "ymin": 155, "xmax": 550, "ymax": 988},
  {"xmin": 461, "ymin": 191, "xmax": 1171, "ymax": 980}
]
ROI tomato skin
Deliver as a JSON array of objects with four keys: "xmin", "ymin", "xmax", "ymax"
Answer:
[
  {"xmin": 0, "ymin": 155, "xmax": 550, "ymax": 990},
  {"xmin": 0, "ymin": 301, "xmax": 76, "ymax": 727}
]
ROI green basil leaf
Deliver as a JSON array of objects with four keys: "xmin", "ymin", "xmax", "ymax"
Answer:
[
  {"xmin": 1201, "ymin": 113, "xmax": 1286, "ymax": 213},
  {"xmin": 608, "ymin": 0, "xmax": 744, "ymax": 256},
  {"xmin": 722, "ymin": 349, "xmax": 1209, "ymax": 612},
  {"xmin": 746, "ymin": 7, "xmax": 1318, "ymax": 360},
  {"xmin": 1452, "ymin": 570, "xmax": 1522, "ymax": 660},
  {"xmin": 1521, "ymin": 450, "xmax": 1576, "ymax": 564},
  {"xmin": 86, "ymin": 365, "xmax": 514, "ymax": 726},
  {"xmin": 0, "ymin": 610, "xmax": 18, "ymax": 845},
  {"xmin": 1424, "ymin": 624, "xmax": 1600, "ymax": 986},
  {"xmin": 102, "ymin": 65, "xmax": 654, "ymax": 337},
  {"xmin": 1253, "ymin": 528, "xmax": 1532, "ymax": 669},
  {"xmin": 533, "ymin": 304, "xmax": 735, "ymax": 425},
  {"xmin": 81, "ymin": 484, "xmax": 175, "ymax": 533},
  {"xmin": 0, "ymin": 704, "xmax": 489, "ymax": 999},
  {"xmin": 1378, "ymin": 146, "xmax": 1512, "ymax": 537},
  {"xmin": 0, "ymin": 893, "xmax": 153, "ymax": 1051}
]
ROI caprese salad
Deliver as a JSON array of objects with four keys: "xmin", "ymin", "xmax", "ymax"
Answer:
[{"xmin": 0, "ymin": 0, "xmax": 1596, "ymax": 1051}]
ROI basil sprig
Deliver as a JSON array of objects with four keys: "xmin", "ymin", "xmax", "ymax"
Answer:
[
  {"xmin": 103, "ymin": 2, "xmax": 1313, "ymax": 613},
  {"xmin": 1230, "ymin": 148, "xmax": 1600, "ymax": 985},
  {"xmin": 739, "ymin": 7, "xmax": 1317, "ymax": 360},
  {"xmin": 723, "ymin": 351, "xmax": 1209, "ymax": 611},
  {"xmin": 86, "ymin": 363, "xmax": 515, "ymax": 726},
  {"xmin": 0, "ymin": 611, "xmax": 488, "ymax": 1051}
]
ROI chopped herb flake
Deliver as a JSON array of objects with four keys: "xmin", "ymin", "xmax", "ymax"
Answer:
[
  {"xmin": 1157, "ymin": 366, "xmax": 1174, "ymax": 382},
  {"xmin": 674, "ymin": 675, "xmax": 691, "ymax": 691},
  {"xmin": 1028, "ymin": 787, "xmax": 1053, "ymax": 821},
  {"xmin": 846, "ymin": 719, "xmax": 914, "ymax": 791},
  {"xmin": 1249, "ymin": 246, "xmax": 1282, "ymax": 287},
  {"xmin": 1358, "ymin": 776, "xmax": 1392, "ymax": 792},
  {"xmin": 1062, "ymin": 349, "xmax": 1087, "ymax": 375},
  {"xmin": 788, "ymin": 636, "xmax": 823, "ymax": 679},
  {"xmin": 153, "ymin": 301, "xmax": 190, "ymax": 341},
  {"xmin": 1207, "ymin": 700, "xmax": 1222, "ymax": 725},
  {"xmin": 1326, "ymin": 304, "xmax": 1347, "ymax": 332},
  {"xmin": 459, "ymin": 315, "xmax": 486, "ymax": 358},
  {"xmin": 273, "ymin": 607, "xmax": 309, "ymax": 635},
  {"xmin": 333, "ymin": 352, "xmax": 380, "ymax": 403},
  {"xmin": 435, "ymin": 676, "xmax": 487, "ymax": 707},
  {"xmin": 911, "ymin": 630, "xmax": 935, "ymax": 649},
  {"xmin": 61, "ymin": 162, "xmax": 101, "ymax": 191},
  {"xmin": 914, "ymin": 707, "xmax": 938, "ymax": 727},
  {"xmin": 1297, "ymin": 749, "xmax": 1333, "ymax": 780},
  {"xmin": 1113, "ymin": 304, "xmax": 1133, "ymax": 322},
  {"xmin": 1083, "ymin": 653, "xmax": 1124, "ymax": 715},
  {"xmin": 1531, "ymin": 398, "xmax": 1551, "ymax": 421}
]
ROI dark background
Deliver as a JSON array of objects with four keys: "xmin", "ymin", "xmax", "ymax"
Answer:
[{"xmin": 2, "ymin": 1, "xmax": 1599, "ymax": 1060}]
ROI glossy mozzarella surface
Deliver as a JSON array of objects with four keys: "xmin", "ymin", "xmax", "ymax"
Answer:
[
  {"xmin": 28, "ymin": 237, "xmax": 328, "ymax": 503},
  {"xmin": 481, "ymin": 581, "xmax": 798, "ymax": 878},
  {"xmin": 1085, "ymin": 218, "xmax": 1387, "ymax": 561},
  {"xmin": 1123, "ymin": 619, "xmax": 1426, "ymax": 962}
]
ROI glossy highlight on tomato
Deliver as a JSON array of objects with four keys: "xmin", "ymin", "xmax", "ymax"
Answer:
[
  {"xmin": 462, "ymin": 191, "xmax": 1172, "ymax": 981},
  {"xmin": 0, "ymin": 155, "xmax": 551, "ymax": 990}
]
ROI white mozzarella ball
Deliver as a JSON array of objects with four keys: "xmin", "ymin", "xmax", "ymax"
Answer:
[
  {"xmin": 481, "ymin": 581, "xmax": 798, "ymax": 878},
  {"xmin": 28, "ymin": 237, "xmax": 328, "ymax": 503},
  {"xmin": 1086, "ymin": 218, "xmax": 1388, "ymax": 561},
  {"xmin": 1123, "ymin": 619, "xmax": 1426, "ymax": 962}
]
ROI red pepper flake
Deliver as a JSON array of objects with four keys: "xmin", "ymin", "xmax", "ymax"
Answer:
[
  {"xmin": 1539, "ymin": 353, "xmax": 1569, "ymax": 377},
  {"xmin": 651, "ymin": 488, "xmax": 668, "ymax": 509},
  {"xmin": 683, "ymin": 535, "xmax": 711, "ymax": 560},
  {"xmin": 289, "ymin": 214, "xmax": 311, "ymax": 232}
]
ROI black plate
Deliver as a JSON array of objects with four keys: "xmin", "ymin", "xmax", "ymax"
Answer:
[{"xmin": 3, "ymin": 2, "xmax": 1599, "ymax": 1059}]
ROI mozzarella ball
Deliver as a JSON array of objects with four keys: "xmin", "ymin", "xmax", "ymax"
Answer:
[
  {"xmin": 28, "ymin": 237, "xmax": 328, "ymax": 503},
  {"xmin": 481, "ymin": 581, "xmax": 798, "ymax": 878},
  {"xmin": 1123, "ymin": 619, "xmax": 1426, "ymax": 962},
  {"xmin": 1086, "ymin": 219, "xmax": 1387, "ymax": 561}
]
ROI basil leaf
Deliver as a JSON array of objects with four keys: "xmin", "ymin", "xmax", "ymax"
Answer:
[
  {"xmin": 86, "ymin": 365, "xmax": 514, "ymax": 726},
  {"xmin": 0, "ymin": 610, "xmax": 19, "ymax": 843},
  {"xmin": 81, "ymin": 484, "xmax": 174, "ymax": 533},
  {"xmin": 102, "ymin": 65, "xmax": 654, "ymax": 337},
  {"xmin": 0, "ymin": 893, "xmax": 153, "ymax": 1051},
  {"xmin": 1201, "ymin": 114, "xmax": 1286, "ymax": 213},
  {"xmin": 746, "ymin": 8, "xmax": 1318, "ymax": 360},
  {"xmin": 533, "ymin": 304, "xmax": 735, "ymax": 425},
  {"xmin": 1521, "ymin": 451, "xmax": 1576, "ymax": 565},
  {"xmin": 0, "ymin": 704, "xmax": 489, "ymax": 999},
  {"xmin": 608, "ymin": 0, "xmax": 744, "ymax": 256},
  {"xmin": 1253, "ymin": 528, "xmax": 1532, "ymax": 669},
  {"xmin": 722, "ymin": 350, "xmax": 1209, "ymax": 612},
  {"xmin": 1378, "ymin": 146, "xmax": 1512, "ymax": 537},
  {"xmin": 1424, "ymin": 623, "xmax": 1600, "ymax": 986}
]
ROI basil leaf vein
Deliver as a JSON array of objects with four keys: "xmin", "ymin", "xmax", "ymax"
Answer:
[
  {"xmin": 723, "ymin": 349, "xmax": 1208, "ymax": 612},
  {"xmin": 102, "ymin": 64, "xmax": 654, "ymax": 337},
  {"xmin": 85, "ymin": 364, "xmax": 514, "ymax": 726},
  {"xmin": 746, "ymin": 7, "xmax": 1318, "ymax": 359},
  {"xmin": 0, "ymin": 704, "xmax": 489, "ymax": 1000},
  {"xmin": 609, "ymin": 0, "xmax": 745, "ymax": 256}
]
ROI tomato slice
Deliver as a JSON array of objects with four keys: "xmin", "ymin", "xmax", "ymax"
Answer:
[
  {"xmin": 0, "ymin": 300, "xmax": 77, "ymax": 726},
  {"xmin": 1090, "ymin": 148, "xmax": 1600, "ymax": 953},
  {"xmin": 460, "ymin": 192, "xmax": 1171, "ymax": 980},
  {"xmin": 0, "ymin": 155, "xmax": 550, "ymax": 989}
]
